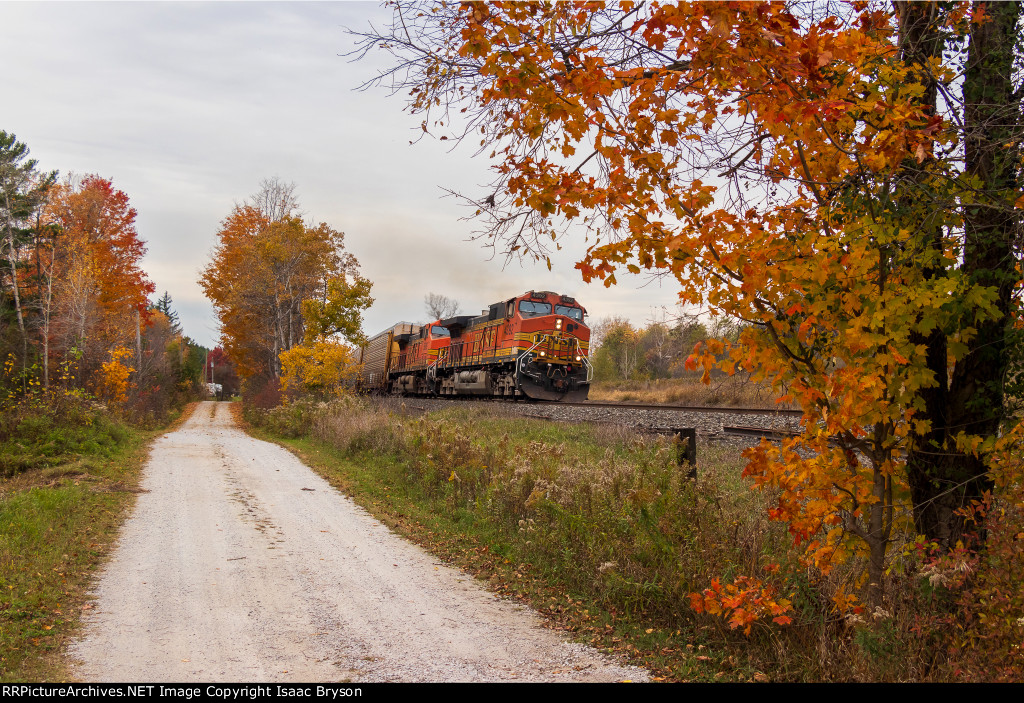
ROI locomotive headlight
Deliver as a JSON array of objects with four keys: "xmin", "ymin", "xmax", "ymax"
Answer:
[{"xmin": 556, "ymin": 319, "xmax": 562, "ymax": 329}]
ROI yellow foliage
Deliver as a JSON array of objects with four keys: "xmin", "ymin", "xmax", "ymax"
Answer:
[
  {"xmin": 97, "ymin": 346, "xmax": 134, "ymax": 405},
  {"xmin": 279, "ymin": 339, "xmax": 361, "ymax": 399}
]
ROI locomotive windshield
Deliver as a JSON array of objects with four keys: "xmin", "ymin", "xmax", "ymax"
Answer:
[
  {"xmin": 430, "ymin": 325, "xmax": 450, "ymax": 338},
  {"xmin": 554, "ymin": 305, "xmax": 584, "ymax": 322},
  {"xmin": 518, "ymin": 300, "xmax": 552, "ymax": 317}
]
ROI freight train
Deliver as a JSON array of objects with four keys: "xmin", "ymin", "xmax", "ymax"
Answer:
[{"xmin": 358, "ymin": 291, "xmax": 592, "ymax": 401}]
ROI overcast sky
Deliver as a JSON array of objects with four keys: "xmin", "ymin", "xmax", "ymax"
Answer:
[{"xmin": 1, "ymin": 1, "xmax": 685, "ymax": 348}]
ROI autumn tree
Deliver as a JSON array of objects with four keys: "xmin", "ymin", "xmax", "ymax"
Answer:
[
  {"xmin": 354, "ymin": 1, "xmax": 1024, "ymax": 606},
  {"xmin": 0, "ymin": 140, "xmax": 198, "ymax": 419},
  {"xmin": 590, "ymin": 317, "xmax": 644, "ymax": 381},
  {"xmin": 279, "ymin": 339, "xmax": 361, "ymax": 400},
  {"xmin": 591, "ymin": 314, "xmax": 724, "ymax": 382},
  {"xmin": 200, "ymin": 183, "xmax": 373, "ymax": 392},
  {"xmin": 46, "ymin": 174, "xmax": 155, "ymax": 382},
  {"xmin": 127, "ymin": 308, "xmax": 207, "ymax": 419},
  {"xmin": 640, "ymin": 314, "xmax": 721, "ymax": 379},
  {"xmin": 1, "ymin": 164, "xmax": 154, "ymax": 394}
]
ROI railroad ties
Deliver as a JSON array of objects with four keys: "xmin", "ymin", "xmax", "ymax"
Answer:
[{"xmin": 721, "ymin": 425, "xmax": 801, "ymax": 441}]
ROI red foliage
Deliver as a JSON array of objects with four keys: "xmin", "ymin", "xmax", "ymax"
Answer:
[{"xmin": 58, "ymin": 175, "xmax": 155, "ymax": 318}]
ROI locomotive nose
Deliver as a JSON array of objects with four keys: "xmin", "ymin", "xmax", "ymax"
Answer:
[{"xmin": 544, "ymin": 331, "xmax": 578, "ymax": 363}]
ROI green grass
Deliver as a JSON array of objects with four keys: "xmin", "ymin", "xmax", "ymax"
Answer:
[
  {"xmin": 0, "ymin": 398, "xmax": 129, "ymax": 477},
  {"xmin": 0, "ymin": 398, "xmax": 189, "ymax": 682}
]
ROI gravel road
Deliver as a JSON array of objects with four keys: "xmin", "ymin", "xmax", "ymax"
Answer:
[{"xmin": 70, "ymin": 401, "xmax": 648, "ymax": 683}]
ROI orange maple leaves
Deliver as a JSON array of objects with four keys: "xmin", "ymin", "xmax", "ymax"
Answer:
[
  {"xmin": 43, "ymin": 174, "xmax": 155, "ymax": 383},
  {"xmin": 689, "ymin": 574, "xmax": 794, "ymax": 636}
]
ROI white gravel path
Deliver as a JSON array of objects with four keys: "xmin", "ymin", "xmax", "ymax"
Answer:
[{"xmin": 70, "ymin": 401, "xmax": 648, "ymax": 683}]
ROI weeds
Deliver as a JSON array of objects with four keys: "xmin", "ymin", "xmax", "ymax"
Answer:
[{"xmin": 0, "ymin": 391, "xmax": 128, "ymax": 478}]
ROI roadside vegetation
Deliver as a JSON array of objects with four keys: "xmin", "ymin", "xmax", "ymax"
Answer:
[
  {"xmin": 0, "ymin": 386, "xmax": 194, "ymax": 682},
  {"xmin": 244, "ymin": 396, "xmax": 1024, "ymax": 682}
]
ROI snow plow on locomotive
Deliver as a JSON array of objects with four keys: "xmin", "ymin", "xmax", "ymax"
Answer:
[{"xmin": 357, "ymin": 291, "xmax": 592, "ymax": 402}]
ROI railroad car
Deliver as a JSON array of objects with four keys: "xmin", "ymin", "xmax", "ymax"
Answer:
[{"xmin": 357, "ymin": 291, "xmax": 592, "ymax": 401}]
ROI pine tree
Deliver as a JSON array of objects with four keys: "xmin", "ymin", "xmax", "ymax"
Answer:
[{"xmin": 154, "ymin": 290, "xmax": 181, "ymax": 334}]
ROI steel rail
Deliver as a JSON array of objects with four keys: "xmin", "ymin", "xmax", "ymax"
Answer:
[{"xmin": 532, "ymin": 399, "xmax": 804, "ymax": 416}]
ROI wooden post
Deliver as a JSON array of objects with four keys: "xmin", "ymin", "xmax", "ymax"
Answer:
[{"xmin": 675, "ymin": 427, "xmax": 697, "ymax": 479}]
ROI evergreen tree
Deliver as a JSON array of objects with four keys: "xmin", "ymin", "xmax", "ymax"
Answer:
[
  {"xmin": 1, "ymin": 130, "xmax": 57, "ymax": 374},
  {"xmin": 153, "ymin": 290, "xmax": 181, "ymax": 334}
]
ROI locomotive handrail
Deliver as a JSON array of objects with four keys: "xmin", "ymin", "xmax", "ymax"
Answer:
[
  {"xmin": 516, "ymin": 334, "xmax": 548, "ymax": 374},
  {"xmin": 517, "ymin": 334, "xmax": 592, "ymax": 381},
  {"xmin": 574, "ymin": 338, "xmax": 594, "ymax": 383},
  {"xmin": 516, "ymin": 337, "xmax": 548, "ymax": 368},
  {"xmin": 427, "ymin": 348, "xmax": 447, "ymax": 381}
]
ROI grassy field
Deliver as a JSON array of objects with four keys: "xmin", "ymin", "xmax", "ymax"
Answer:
[
  {"xmin": 0, "ymin": 397, "xmax": 193, "ymax": 682},
  {"xmin": 589, "ymin": 375, "xmax": 792, "ymax": 408}
]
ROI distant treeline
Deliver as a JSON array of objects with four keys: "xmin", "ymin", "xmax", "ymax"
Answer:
[{"xmin": 589, "ymin": 314, "xmax": 744, "ymax": 383}]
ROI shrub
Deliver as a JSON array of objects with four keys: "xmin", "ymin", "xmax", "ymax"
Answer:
[{"xmin": 0, "ymin": 389, "xmax": 128, "ymax": 477}]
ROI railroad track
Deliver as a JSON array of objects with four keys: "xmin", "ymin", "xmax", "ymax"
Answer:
[
  {"xmin": 383, "ymin": 392, "xmax": 802, "ymax": 418},
  {"xmin": 399, "ymin": 397, "xmax": 804, "ymax": 469},
  {"xmin": 401, "ymin": 396, "xmax": 802, "ymax": 416},
  {"xmin": 721, "ymin": 424, "xmax": 802, "ymax": 440},
  {"xmin": 535, "ymin": 399, "xmax": 803, "ymax": 416},
  {"xmin": 401, "ymin": 397, "xmax": 803, "ymax": 436}
]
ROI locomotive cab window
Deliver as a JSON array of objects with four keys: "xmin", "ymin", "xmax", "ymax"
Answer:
[
  {"xmin": 430, "ymin": 326, "xmax": 450, "ymax": 338},
  {"xmin": 518, "ymin": 300, "xmax": 552, "ymax": 318},
  {"xmin": 554, "ymin": 305, "xmax": 584, "ymax": 322}
]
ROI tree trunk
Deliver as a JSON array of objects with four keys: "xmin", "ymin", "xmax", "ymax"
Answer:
[
  {"xmin": 41, "ymin": 252, "xmax": 54, "ymax": 389},
  {"xmin": 906, "ymin": 0, "xmax": 1021, "ymax": 547},
  {"xmin": 3, "ymin": 191, "xmax": 28, "ymax": 381}
]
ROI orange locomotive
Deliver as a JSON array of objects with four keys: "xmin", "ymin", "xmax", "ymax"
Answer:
[{"xmin": 358, "ymin": 291, "xmax": 592, "ymax": 401}]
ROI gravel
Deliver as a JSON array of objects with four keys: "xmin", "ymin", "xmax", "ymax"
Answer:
[{"xmin": 400, "ymin": 397, "xmax": 803, "ymax": 443}]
